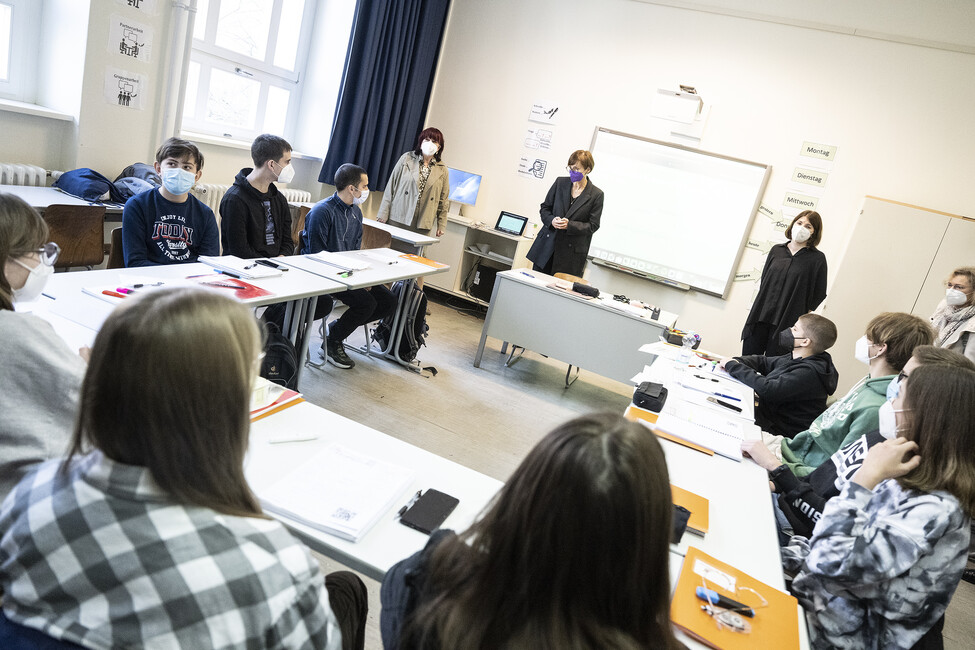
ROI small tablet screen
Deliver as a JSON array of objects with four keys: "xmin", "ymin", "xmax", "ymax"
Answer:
[{"xmin": 495, "ymin": 211, "xmax": 528, "ymax": 236}]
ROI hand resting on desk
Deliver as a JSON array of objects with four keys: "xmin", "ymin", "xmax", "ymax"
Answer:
[{"xmin": 741, "ymin": 439, "xmax": 781, "ymax": 473}]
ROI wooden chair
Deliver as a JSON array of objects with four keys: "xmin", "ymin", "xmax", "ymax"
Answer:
[
  {"xmin": 293, "ymin": 205, "xmax": 310, "ymax": 254},
  {"xmin": 43, "ymin": 204, "xmax": 106, "ymax": 270},
  {"xmin": 362, "ymin": 222, "xmax": 393, "ymax": 250},
  {"xmin": 107, "ymin": 227, "xmax": 124, "ymax": 269}
]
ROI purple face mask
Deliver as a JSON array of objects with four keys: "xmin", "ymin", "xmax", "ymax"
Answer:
[{"xmin": 568, "ymin": 170, "xmax": 584, "ymax": 183}]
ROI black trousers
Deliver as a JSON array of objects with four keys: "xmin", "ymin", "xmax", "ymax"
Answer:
[
  {"xmin": 741, "ymin": 321, "xmax": 789, "ymax": 357},
  {"xmin": 314, "ymin": 286, "xmax": 396, "ymax": 343},
  {"xmin": 324, "ymin": 571, "xmax": 368, "ymax": 650}
]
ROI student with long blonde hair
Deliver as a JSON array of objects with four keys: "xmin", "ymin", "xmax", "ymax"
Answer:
[{"xmin": 0, "ymin": 289, "xmax": 366, "ymax": 649}]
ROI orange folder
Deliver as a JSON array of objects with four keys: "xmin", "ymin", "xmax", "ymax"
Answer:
[
  {"xmin": 671, "ymin": 547, "xmax": 799, "ymax": 649},
  {"xmin": 624, "ymin": 405, "xmax": 715, "ymax": 457},
  {"xmin": 399, "ymin": 253, "xmax": 448, "ymax": 269},
  {"xmin": 250, "ymin": 389, "xmax": 305, "ymax": 422},
  {"xmin": 671, "ymin": 484, "xmax": 709, "ymax": 536}
]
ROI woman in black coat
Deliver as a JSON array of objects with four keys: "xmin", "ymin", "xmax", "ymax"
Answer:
[
  {"xmin": 526, "ymin": 150, "xmax": 604, "ymax": 277},
  {"xmin": 741, "ymin": 210, "xmax": 827, "ymax": 356}
]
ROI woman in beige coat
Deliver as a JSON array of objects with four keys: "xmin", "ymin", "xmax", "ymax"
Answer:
[{"xmin": 378, "ymin": 127, "xmax": 450, "ymax": 238}]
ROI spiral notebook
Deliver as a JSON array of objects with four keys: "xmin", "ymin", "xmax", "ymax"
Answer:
[{"xmin": 652, "ymin": 411, "xmax": 745, "ymax": 461}]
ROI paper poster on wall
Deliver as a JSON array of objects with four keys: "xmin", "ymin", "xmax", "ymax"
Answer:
[
  {"xmin": 115, "ymin": 0, "xmax": 158, "ymax": 13},
  {"xmin": 524, "ymin": 126, "xmax": 553, "ymax": 150},
  {"xmin": 734, "ymin": 267, "xmax": 762, "ymax": 282},
  {"xmin": 528, "ymin": 101, "xmax": 560, "ymax": 124},
  {"xmin": 109, "ymin": 14, "xmax": 153, "ymax": 62},
  {"xmin": 783, "ymin": 191, "xmax": 819, "ymax": 212},
  {"xmin": 105, "ymin": 67, "xmax": 146, "ymax": 110},
  {"xmin": 517, "ymin": 156, "xmax": 548, "ymax": 179},
  {"xmin": 758, "ymin": 203, "xmax": 782, "ymax": 221}
]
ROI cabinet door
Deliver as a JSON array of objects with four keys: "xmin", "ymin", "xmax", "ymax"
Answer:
[
  {"xmin": 821, "ymin": 197, "xmax": 949, "ymax": 395},
  {"xmin": 912, "ymin": 216, "xmax": 975, "ymax": 318}
]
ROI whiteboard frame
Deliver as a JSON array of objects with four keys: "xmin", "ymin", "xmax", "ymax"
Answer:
[{"xmin": 588, "ymin": 127, "xmax": 772, "ymax": 298}]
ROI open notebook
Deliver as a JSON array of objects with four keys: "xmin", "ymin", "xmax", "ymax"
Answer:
[{"xmin": 259, "ymin": 444, "xmax": 415, "ymax": 542}]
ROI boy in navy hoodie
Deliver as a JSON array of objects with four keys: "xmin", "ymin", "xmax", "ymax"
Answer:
[
  {"xmin": 122, "ymin": 138, "xmax": 219, "ymax": 267},
  {"xmin": 720, "ymin": 313, "xmax": 839, "ymax": 438}
]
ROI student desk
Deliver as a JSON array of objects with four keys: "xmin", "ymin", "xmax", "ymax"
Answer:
[
  {"xmin": 291, "ymin": 202, "xmax": 439, "ymax": 254},
  {"xmin": 474, "ymin": 270, "xmax": 679, "ymax": 385},
  {"xmin": 280, "ymin": 248, "xmax": 449, "ymax": 372},
  {"xmin": 246, "ymin": 401, "xmax": 503, "ymax": 581},
  {"xmin": 0, "ymin": 184, "xmax": 124, "ymax": 215}
]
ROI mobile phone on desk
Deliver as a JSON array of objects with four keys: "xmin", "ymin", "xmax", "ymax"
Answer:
[{"xmin": 398, "ymin": 489, "xmax": 459, "ymax": 535}]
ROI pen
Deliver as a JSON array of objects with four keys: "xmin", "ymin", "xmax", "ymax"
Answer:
[
  {"xmin": 520, "ymin": 271, "xmax": 533, "ymax": 277},
  {"xmin": 41, "ymin": 292, "xmax": 55, "ymax": 300},
  {"xmin": 707, "ymin": 396, "xmax": 743, "ymax": 412},
  {"xmin": 696, "ymin": 587, "xmax": 755, "ymax": 617},
  {"xmin": 243, "ymin": 262, "xmax": 258, "ymax": 270},
  {"xmin": 397, "ymin": 490, "xmax": 423, "ymax": 517},
  {"xmin": 694, "ymin": 374, "xmax": 718, "ymax": 383},
  {"xmin": 218, "ymin": 270, "xmax": 242, "ymax": 279},
  {"xmin": 255, "ymin": 259, "xmax": 288, "ymax": 271},
  {"xmin": 713, "ymin": 391, "xmax": 741, "ymax": 402},
  {"xmin": 102, "ymin": 290, "xmax": 126, "ymax": 299},
  {"xmin": 387, "ymin": 260, "xmax": 399, "ymax": 265}
]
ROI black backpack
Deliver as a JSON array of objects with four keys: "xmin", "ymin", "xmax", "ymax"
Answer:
[
  {"xmin": 260, "ymin": 322, "xmax": 298, "ymax": 390},
  {"xmin": 374, "ymin": 281, "xmax": 429, "ymax": 363}
]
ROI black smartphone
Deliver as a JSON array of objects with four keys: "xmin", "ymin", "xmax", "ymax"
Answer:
[{"xmin": 399, "ymin": 489, "xmax": 459, "ymax": 535}]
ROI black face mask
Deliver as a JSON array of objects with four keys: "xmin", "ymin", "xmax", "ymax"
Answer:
[{"xmin": 778, "ymin": 329, "xmax": 795, "ymax": 349}]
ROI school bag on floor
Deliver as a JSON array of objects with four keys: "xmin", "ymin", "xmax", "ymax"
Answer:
[
  {"xmin": 260, "ymin": 322, "xmax": 298, "ymax": 390},
  {"xmin": 374, "ymin": 281, "xmax": 430, "ymax": 364}
]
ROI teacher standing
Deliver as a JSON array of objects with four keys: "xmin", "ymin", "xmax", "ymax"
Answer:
[
  {"xmin": 741, "ymin": 210, "xmax": 827, "ymax": 356},
  {"xmin": 527, "ymin": 150, "xmax": 604, "ymax": 277},
  {"xmin": 377, "ymin": 127, "xmax": 449, "ymax": 238}
]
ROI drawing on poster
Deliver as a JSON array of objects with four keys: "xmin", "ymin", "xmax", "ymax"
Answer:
[
  {"xmin": 517, "ymin": 157, "xmax": 548, "ymax": 179},
  {"xmin": 116, "ymin": 0, "xmax": 158, "ymax": 12},
  {"xmin": 528, "ymin": 101, "xmax": 560, "ymax": 124},
  {"xmin": 524, "ymin": 127, "xmax": 553, "ymax": 150},
  {"xmin": 109, "ymin": 15, "xmax": 153, "ymax": 63},
  {"xmin": 105, "ymin": 67, "xmax": 146, "ymax": 110}
]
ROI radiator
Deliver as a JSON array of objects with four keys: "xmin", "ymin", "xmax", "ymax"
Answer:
[
  {"xmin": 191, "ymin": 183, "xmax": 312, "ymax": 213},
  {"xmin": 0, "ymin": 163, "xmax": 49, "ymax": 186}
]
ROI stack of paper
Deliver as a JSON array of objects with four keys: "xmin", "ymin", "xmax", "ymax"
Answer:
[
  {"xmin": 651, "ymin": 411, "xmax": 745, "ymax": 461},
  {"xmin": 308, "ymin": 251, "xmax": 370, "ymax": 272},
  {"xmin": 259, "ymin": 444, "xmax": 415, "ymax": 542},
  {"xmin": 200, "ymin": 255, "xmax": 283, "ymax": 279}
]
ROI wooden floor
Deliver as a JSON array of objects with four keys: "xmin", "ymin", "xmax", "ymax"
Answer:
[{"xmin": 296, "ymin": 290, "xmax": 974, "ymax": 650}]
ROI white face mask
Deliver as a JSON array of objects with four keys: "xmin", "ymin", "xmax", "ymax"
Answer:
[
  {"xmin": 854, "ymin": 335, "xmax": 880, "ymax": 365},
  {"xmin": 877, "ymin": 400, "xmax": 898, "ymax": 439},
  {"xmin": 420, "ymin": 141, "xmax": 438, "ymax": 157},
  {"xmin": 274, "ymin": 161, "xmax": 295, "ymax": 184},
  {"xmin": 946, "ymin": 287, "xmax": 968, "ymax": 307},
  {"xmin": 352, "ymin": 188, "xmax": 369, "ymax": 205},
  {"xmin": 791, "ymin": 225, "xmax": 811, "ymax": 243},
  {"xmin": 12, "ymin": 257, "xmax": 54, "ymax": 302}
]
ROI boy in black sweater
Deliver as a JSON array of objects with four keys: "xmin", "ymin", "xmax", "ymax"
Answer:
[{"xmin": 719, "ymin": 313, "xmax": 839, "ymax": 438}]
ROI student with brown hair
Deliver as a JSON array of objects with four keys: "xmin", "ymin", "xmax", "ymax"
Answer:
[
  {"xmin": 0, "ymin": 289, "xmax": 366, "ymax": 649},
  {"xmin": 784, "ymin": 363, "xmax": 975, "ymax": 648},
  {"xmin": 380, "ymin": 413, "xmax": 683, "ymax": 650},
  {"xmin": 0, "ymin": 193, "xmax": 85, "ymax": 503}
]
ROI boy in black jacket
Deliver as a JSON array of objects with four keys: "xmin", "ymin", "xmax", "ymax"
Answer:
[
  {"xmin": 719, "ymin": 313, "xmax": 839, "ymax": 438},
  {"xmin": 220, "ymin": 134, "xmax": 296, "ymax": 259}
]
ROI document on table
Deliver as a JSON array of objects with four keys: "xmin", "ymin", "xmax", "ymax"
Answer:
[
  {"xmin": 259, "ymin": 444, "xmax": 415, "ymax": 542},
  {"xmin": 652, "ymin": 410, "xmax": 746, "ymax": 461},
  {"xmin": 308, "ymin": 251, "xmax": 370, "ymax": 271},
  {"xmin": 200, "ymin": 255, "xmax": 283, "ymax": 279}
]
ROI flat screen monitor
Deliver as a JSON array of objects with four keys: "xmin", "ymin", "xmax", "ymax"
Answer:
[{"xmin": 447, "ymin": 167, "xmax": 481, "ymax": 206}]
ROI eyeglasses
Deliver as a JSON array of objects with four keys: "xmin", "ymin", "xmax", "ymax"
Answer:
[{"xmin": 36, "ymin": 242, "xmax": 60, "ymax": 266}]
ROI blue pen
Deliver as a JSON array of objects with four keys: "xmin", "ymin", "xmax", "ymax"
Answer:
[{"xmin": 714, "ymin": 391, "xmax": 741, "ymax": 402}]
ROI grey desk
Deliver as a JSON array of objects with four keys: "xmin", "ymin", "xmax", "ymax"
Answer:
[
  {"xmin": 0, "ymin": 184, "xmax": 124, "ymax": 215},
  {"xmin": 474, "ymin": 270, "xmax": 678, "ymax": 385}
]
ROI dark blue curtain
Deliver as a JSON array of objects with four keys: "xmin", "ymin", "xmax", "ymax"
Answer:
[{"xmin": 319, "ymin": 0, "xmax": 451, "ymax": 191}]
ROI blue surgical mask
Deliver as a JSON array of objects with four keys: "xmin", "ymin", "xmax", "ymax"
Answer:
[
  {"xmin": 886, "ymin": 376, "xmax": 901, "ymax": 401},
  {"xmin": 161, "ymin": 167, "xmax": 196, "ymax": 195}
]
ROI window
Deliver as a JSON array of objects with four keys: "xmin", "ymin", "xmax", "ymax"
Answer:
[
  {"xmin": 0, "ymin": 0, "xmax": 40, "ymax": 102},
  {"xmin": 182, "ymin": 0, "xmax": 317, "ymax": 141}
]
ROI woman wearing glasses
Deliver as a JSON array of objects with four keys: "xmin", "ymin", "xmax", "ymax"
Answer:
[
  {"xmin": 526, "ymin": 150, "xmax": 604, "ymax": 277},
  {"xmin": 0, "ymin": 193, "xmax": 85, "ymax": 502},
  {"xmin": 930, "ymin": 266, "xmax": 975, "ymax": 363}
]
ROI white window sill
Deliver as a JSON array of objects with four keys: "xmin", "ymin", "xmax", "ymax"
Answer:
[
  {"xmin": 0, "ymin": 98, "xmax": 74, "ymax": 122},
  {"xmin": 180, "ymin": 130, "xmax": 322, "ymax": 161}
]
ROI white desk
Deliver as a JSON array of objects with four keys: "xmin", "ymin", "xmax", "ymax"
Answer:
[
  {"xmin": 246, "ymin": 401, "xmax": 503, "ymax": 581},
  {"xmin": 0, "ymin": 184, "xmax": 124, "ymax": 215},
  {"xmin": 291, "ymin": 201, "xmax": 439, "ymax": 254},
  {"xmin": 474, "ymin": 270, "xmax": 679, "ymax": 385}
]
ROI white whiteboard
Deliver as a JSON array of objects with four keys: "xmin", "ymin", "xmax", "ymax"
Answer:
[{"xmin": 588, "ymin": 128, "xmax": 771, "ymax": 297}]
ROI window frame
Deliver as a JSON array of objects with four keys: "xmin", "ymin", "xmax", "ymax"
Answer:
[
  {"xmin": 182, "ymin": 0, "xmax": 318, "ymax": 142},
  {"xmin": 0, "ymin": 0, "xmax": 41, "ymax": 102}
]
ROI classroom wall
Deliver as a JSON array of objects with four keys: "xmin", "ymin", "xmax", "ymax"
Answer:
[{"xmin": 423, "ymin": 0, "xmax": 975, "ymax": 357}]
